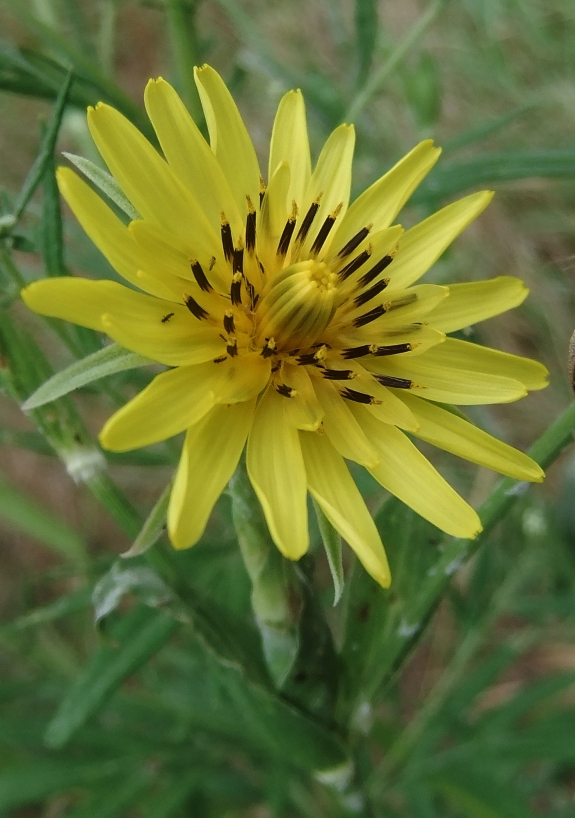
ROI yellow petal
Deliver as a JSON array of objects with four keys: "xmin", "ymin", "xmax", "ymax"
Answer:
[
  {"xmin": 269, "ymin": 89, "xmax": 311, "ymax": 209},
  {"xmin": 427, "ymin": 276, "xmax": 529, "ymax": 333},
  {"xmin": 332, "ymin": 139, "xmax": 441, "ymax": 251},
  {"xmin": 399, "ymin": 393, "xmax": 544, "ymax": 482},
  {"xmin": 386, "ymin": 191, "xmax": 494, "ymax": 291},
  {"xmin": 87, "ymin": 103, "xmax": 220, "ymax": 260},
  {"xmin": 366, "ymin": 348, "xmax": 528, "ymax": 405},
  {"xmin": 281, "ymin": 364, "xmax": 324, "ymax": 431},
  {"xmin": 57, "ymin": 167, "xmax": 167, "ymax": 298},
  {"xmin": 168, "ymin": 400, "xmax": 255, "ymax": 549},
  {"xmin": 299, "ymin": 431, "xmax": 391, "ymax": 588},
  {"xmin": 194, "ymin": 65, "xmax": 261, "ymax": 219},
  {"xmin": 100, "ymin": 362, "xmax": 221, "ymax": 452},
  {"xmin": 213, "ymin": 353, "xmax": 271, "ymax": 403},
  {"xmin": 102, "ymin": 315, "xmax": 223, "ymax": 366},
  {"xmin": 419, "ymin": 338, "xmax": 549, "ymax": 392},
  {"xmin": 296, "ymin": 124, "xmax": 355, "ymax": 259},
  {"xmin": 144, "ymin": 77, "xmax": 242, "ymax": 237},
  {"xmin": 312, "ymin": 377, "xmax": 380, "ymax": 467},
  {"xmin": 339, "ymin": 284, "xmax": 448, "ymax": 335},
  {"xmin": 247, "ymin": 388, "xmax": 309, "ymax": 559},
  {"xmin": 258, "ymin": 160, "xmax": 291, "ymax": 274},
  {"xmin": 353, "ymin": 406, "xmax": 482, "ymax": 539}
]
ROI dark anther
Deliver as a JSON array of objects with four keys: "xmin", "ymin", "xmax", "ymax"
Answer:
[
  {"xmin": 337, "ymin": 225, "xmax": 371, "ymax": 258},
  {"xmin": 161, "ymin": 312, "xmax": 175, "ymax": 323},
  {"xmin": 223, "ymin": 310, "xmax": 235, "ymax": 334},
  {"xmin": 342, "ymin": 344, "xmax": 373, "ymax": 359},
  {"xmin": 190, "ymin": 260, "xmax": 212, "ymax": 292},
  {"xmin": 295, "ymin": 197, "xmax": 321, "ymax": 245},
  {"xmin": 373, "ymin": 374, "xmax": 413, "ymax": 389},
  {"xmin": 261, "ymin": 338, "xmax": 277, "ymax": 358},
  {"xmin": 259, "ymin": 176, "xmax": 266, "ymax": 207},
  {"xmin": 213, "ymin": 355, "xmax": 227, "ymax": 363},
  {"xmin": 277, "ymin": 216, "xmax": 296, "ymax": 257},
  {"xmin": 338, "ymin": 249, "xmax": 371, "ymax": 281},
  {"xmin": 373, "ymin": 343, "xmax": 412, "ymax": 357},
  {"xmin": 296, "ymin": 348, "xmax": 325, "ymax": 365},
  {"xmin": 358, "ymin": 255, "xmax": 393, "ymax": 287},
  {"xmin": 340, "ymin": 387, "xmax": 377, "ymax": 404},
  {"xmin": 353, "ymin": 304, "xmax": 387, "ymax": 327},
  {"xmin": 246, "ymin": 210, "xmax": 257, "ymax": 252},
  {"xmin": 354, "ymin": 279, "xmax": 389, "ymax": 308},
  {"xmin": 226, "ymin": 338, "xmax": 238, "ymax": 357},
  {"xmin": 310, "ymin": 204, "xmax": 342, "ymax": 256},
  {"xmin": 231, "ymin": 272, "xmax": 242, "ymax": 306},
  {"xmin": 321, "ymin": 368, "xmax": 355, "ymax": 380},
  {"xmin": 233, "ymin": 248, "xmax": 244, "ymax": 275},
  {"xmin": 220, "ymin": 215, "xmax": 234, "ymax": 262},
  {"xmin": 245, "ymin": 278, "xmax": 257, "ymax": 308},
  {"xmin": 184, "ymin": 295, "xmax": 209, "ymax": 320},
  {"xmin": 275, "ymin": 383, "xmax": 296, "ymax": 398}
]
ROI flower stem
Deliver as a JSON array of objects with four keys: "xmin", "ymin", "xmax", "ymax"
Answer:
[
  {"xmin": 228, "ymin": 460, "xmax": 300, "ymax": 688},
  {"xmin": 164, "ymin": 0, "xmax": 204, "ymax": 125}
]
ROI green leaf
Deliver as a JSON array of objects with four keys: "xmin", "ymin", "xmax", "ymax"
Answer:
[
  {"xmin": 0, "ymin": 759, "xmax": 124, "ymax": 812},
  {"xmin": 141, "ymin": 774, "xmax": 199, "ymax": 818},
  {"xmin": 122, "ymin": 480, "xmax": 172, "ymax": 558},
  {"xmin": 0, "ymin": 588, "xmax": 92, "ymax": 637},
  {"xmin": 430, "ymin": 765, "xmax": 537, "ymax": 818},
  {"xmin": 22, "ymin": 343, "xmax": 154, "ymax": 410},
  {"xmin": 64, "ymin": 771, "xmax": 151, "ymax": 818},
  {"xmin": 41, "ymin": 126, "xmax": 67, "ymax": 277},
  {"xmin": 314, "ymin": 499, "xmax": 344, "ymax": 605},
  {"xmin": 13, "ymin": 68, "xmax": 73, "ymax": 221},
  {"xmin": 63, "ymin": 152, "xmax": 140, "ymax": 220},
  {"xmin": 355, "ymin": 0, "xmax": 379, "ymax": 86},
  {"xmin": 411, "ymin": 148, "xmax": 575, "ymax": 204},
  {"xmin": 92, "ymin": 561, "xmax": 177, "ymax": 622},
  {"xmin": 44, "ymin": 605, "xmax": 180, "ymax": 749},
  {"xmin": 0, "ymin": 472, "xmax": 87, "ymax": 564}
]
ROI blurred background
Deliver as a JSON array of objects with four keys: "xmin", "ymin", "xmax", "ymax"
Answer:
[{"xmin": 2, "ymin": 0, "xmax": 575, "ymax": 815}]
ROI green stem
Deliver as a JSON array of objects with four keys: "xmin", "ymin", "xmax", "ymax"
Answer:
[
  {"xmin": 228, "ymin": 460, "xmax": 300, "ymax": 688},
  {"xmin": 164, "ymin": 0, "xmax": 204, "ymax": 124},
  {"xmin": 345, "ymin": 0, "xmax": 443, "ymax": 123}
]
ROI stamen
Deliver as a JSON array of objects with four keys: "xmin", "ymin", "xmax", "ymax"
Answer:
[
  {"xmin": 233, "ymin": 247, "xmax": 244, "ymax": 275},
  {"xmin": 354, "ymin": 278, "xmax": 389, "ymax": 308},
  {"xmin": 295, "ymin": 195, "xmax": 322, "ymax": 245},
  {"xmin": 340, "ymin": 387, "xmax": 380, "ymax": 405},
  {"xmin": 213, "ymin": 355, "xmax": 227, "ymax": 363},
  {"xmin": 161, "ymin": 312, "xmax": 174, "ymax": 323},
  {"xmin": 223, "ymin": 310, "xmax": 235, "ymax": 334},
  {"xmin": 358, "ymin": 255, "xmax": 393, "ymax": 288},
  {"xmin": 220, "ymin": 213, "xmax": 234, "ymax": 262},
  {"xmin": 277, "ymin": 204, "xmax": 298, "ymax": 257},
  {"xmin": 275, "ymin": 383, "xmax": 297, "ymax": 398},
  {"xmin": 341, "ymin": 344, "xmax": 373, "ymax": 359},
  {"xmin": 184, "ymin": 295, "xmax": 209, "ymax": 320},
  {"xmin": 226, "ymin": 337, "xmax": 238, "ymax": 357},
  {"xmin": 338, "ymin": 249, "xmax": 371, "ymax": 281},
  {"xmin": 245, "ymin": 279, "xmax": 257, "ymax": 308},
  {"xmin": 321, "ymin": 368, "xmax": 356, "ymax": 380},
  {"xmin": 245, "ymin": 195, "xmax": 257, "ymax": 252},
  {"xmin": 259, "ymin": 176, "xmax": 266, "ymax": 207},
  {"xmin": 373, "ymin": 343, "xmax": 412, "ymax": 356},
  {"xmin": 296, "ymin": 346, "xmax": 328, "ymax": 365},
  {"xmin": 190, "ymin": 259, "xmax": 212, "ymax": 292},
  {"xmin": 353, "ymin": 304, "xmax": 387, "ymax": 327},
  {"xmin": 337, "ymin": 225, "xmax": 372, "ymax": 258},
  {"xmin": 373, "ymin": 374, "xmax": 413, "ymax": 389},
  {"xmin": 310, "ymin": 203, "xmax": 342, "ymax": 256},
  {"xmin": 261, "ymin": 338, "xmax": 277, "ymax": 358},
  {"xmin": 230, "ymin": 272, "xmax": 243, "ymax": 306}
]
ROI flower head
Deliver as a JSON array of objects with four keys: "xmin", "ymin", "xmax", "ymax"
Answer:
[{"xmin": 22, "ymin": 65, "xmax": 548, "ymax": 587}]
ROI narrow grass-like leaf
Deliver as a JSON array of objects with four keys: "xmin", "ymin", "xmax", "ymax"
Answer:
[
  {"xmin": 0, "ymin": 759, "xmax": 123, "ymax": 812},
  {"xmin": 442, "ymin": 104, "xmax": 536, "ymax": 154},
  {"xmin": 63, "ymin": 153, "xmax": 140, "ymax": 219},
  {"xmin": 141, "ymin": 774, "xmax": 198, "ymax": 818},
  {"xmin": 313, "ymin": 499, "xmax": 344, "ymax": 606},
  {"xmin": 430, "ymin": 764, "xmax": 537, "ymax": 818},
  {"xmin": 22, "ymin": 343, "xmax": 154, "ymax": 410},
  {"xmin": 1, "ymin": 588, "xmax": 92, "ymax": 637},
  {"xmin": 355, "ymin": 0, "xmax": 379, "ymax": 86},
  {"xmin": 92, "ymin": 561, "xmax": 175, "ymax": 622},
  {"xmin": 41, "ymin": 127, "xmax": 67, "ymax": 277},
  {"xmin": 0, "ymin": 473, "xmax": 87, "ymax": 564},
  {"xmin": 122, "ymin": 480, "xmax": 172, "ymax": 558},
  {"xmin": 411, "ymin": 149, "xmax": 575, "ymax": 204},
  {"xmin": 44, "ymin": 605, "xmax": 180, "ymax": 749},
  {"xmin": 64, "ymin": 771, "xmax": 151, "ymax": 818},
  {"xmin": 13, "ymin": 68, "xmax": 73, "ymax": 221}
]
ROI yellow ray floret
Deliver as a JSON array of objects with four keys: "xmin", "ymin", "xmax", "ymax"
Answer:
[{"xmin": 21, "ymin": 66, "xmax": 548, "ymax": 588}]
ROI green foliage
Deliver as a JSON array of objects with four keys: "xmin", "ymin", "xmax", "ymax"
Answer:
[{"xmin": 2, "ymin": 0, "xmax": 575, "ymax": 815}]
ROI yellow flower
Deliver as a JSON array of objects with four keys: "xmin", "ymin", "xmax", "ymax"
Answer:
[{"xmin": 22, "ymin": 65, "xmax": 548, "ymax": 588}]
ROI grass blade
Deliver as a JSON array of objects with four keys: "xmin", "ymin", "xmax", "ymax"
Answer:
[{"xmin": 63, "ymin": 152, "xmax": 140, "ymax": 219}]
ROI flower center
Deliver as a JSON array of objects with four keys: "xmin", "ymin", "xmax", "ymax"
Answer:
[{"xmin": 255, "ymin": 259, "xmax": 338, "ymax": 349}]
